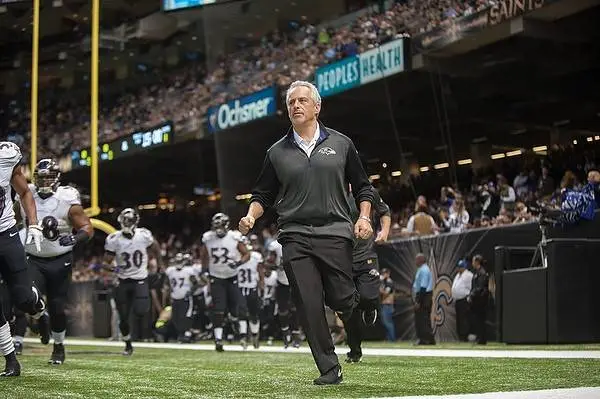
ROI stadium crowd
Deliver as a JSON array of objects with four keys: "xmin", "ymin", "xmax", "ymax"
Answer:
[{"xmin": 1, "ymin": 0, "xmax": 494, "ymax": 163}]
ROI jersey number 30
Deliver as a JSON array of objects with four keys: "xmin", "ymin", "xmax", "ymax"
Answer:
[{"xmin": 122, "ymin": 250, "xmax": 143, "ymax": 269}]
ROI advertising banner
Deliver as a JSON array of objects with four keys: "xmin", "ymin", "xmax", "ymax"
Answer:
[
  {"xmin": 315, "ymin": 56, "xmax": 360, "ymax": 98},
  {"xmin": 412, "ymin": 9, "xmax": 489, "ymax": 52},
  {"xmin": 314, "ymin": 38, "xmax": 406, "ymax": 98},
  {"xmin": 207, "ymin": 86, "xmax": 277, "ymax": 133}
]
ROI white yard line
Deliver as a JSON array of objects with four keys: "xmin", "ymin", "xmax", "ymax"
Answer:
[
  {"xmin": 22, "ymin": 338, "xmax": 600, "ymax": 359},
  {"xmin": 366, "ymin": 387, "xmax": 600, "ymax": 399}
]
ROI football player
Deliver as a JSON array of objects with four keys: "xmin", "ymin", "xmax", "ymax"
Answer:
[
  {"xmin": 237, "ymin": 237, "xmax": 264, "ymax": 349},
  {"xmin": 0, "ymin": 141, "xmax": 49, "ymax": 377},
  {"xmin": 13, "ymin": 159, "xmax": 93, "ymax": 365},
  {"xmin": 266, "ymin": 239, "xmax": 301, "ymax": 348},
  {"xmin": 260, "ymin": 265, "xmax": 278, "ymax": 345},
  {"xmin": 165, "ymin": 252, "xmax": 206, "ymax": 343},
  {"xmin": 103, "ymin": 208, "xmax": 162, "ymax": 355},
  {"xmin": 344, "ymin": 187, "xmax": 391, "ymax": 363},
  {"xmin": 200, "ymin": 213, "xmax": 250, "ymax": 352}
]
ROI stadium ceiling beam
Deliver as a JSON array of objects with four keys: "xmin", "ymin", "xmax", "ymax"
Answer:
[
  {"xmin": 518, "ymin": 19, "xmax": 597, "ymax": 44},
  {"xmin": 412, "ymin": 54, "xmax": 485, "ymax": 78}
]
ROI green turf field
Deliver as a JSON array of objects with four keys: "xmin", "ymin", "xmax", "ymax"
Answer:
[{"xmin": 1, "ymin": 344, "xmax": 599, "ymax": 399}]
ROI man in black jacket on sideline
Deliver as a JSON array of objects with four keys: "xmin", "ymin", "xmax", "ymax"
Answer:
[
  {"xmin": 468, "ymin": 254, "xmax": 489, "ymax": 345},
  {"xmin": 239, "ymin": 80, "xmax": 374, "ymax": 385}
]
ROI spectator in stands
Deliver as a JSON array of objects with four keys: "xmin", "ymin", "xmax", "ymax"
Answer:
[
  {"xmin": 498, "ymin": 175, "xmax": 516, "ymax": 213},
  {"xmin": 448, "ymin": 195, "xmax": 470, "ymax": 233},
  {"xmin": 406, "ymin": 204, "xmax": 438, "ymax": 236},
  {"xmin": 513, "ymin": 170, "xmax": 529, "ymax": 199},
  {"xmin": 537, "ymin": 166, "xmax": 555, "ymax": 199}
]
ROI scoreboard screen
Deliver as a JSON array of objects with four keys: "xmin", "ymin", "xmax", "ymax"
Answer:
[
  {"xmin": 162, "ymin": 0, "xmax": 217, "ymax": 12},
  {"xmin": 71, "ymin": 122, "xmax": 173, "ymax": 168}
]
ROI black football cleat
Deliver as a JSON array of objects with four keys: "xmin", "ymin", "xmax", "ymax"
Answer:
[
  {"xmin": 313, "ymin": 365, "xmax": 343, "ymax": 385},
  {"xmin": 38, "ymin": 311, "xmax": 50, "ymax": 345},
  {"xmin": 345, "ymin": 351, "xmax": 362, "ymax": 363},
  {"xmin": 49, "ymin": 343, "xmax": 65, "ymax": 365},
  {"xmin": 122, "ymin": 341, "xmax": 133, "ymax": 356},
  {"xmin": 14, "ymin": 342, "xmax": 23, "ymax": 356},
  {"xmin": 0, "ymin": 360, "xmax": 21, "ymax": 377},
  {"xmin": 215, "ymin": 340, "xmax": 224, "ymax": 352},
  {"xmin": 283, "ymin": 334, "xmax": 292, "ymax": 349}
]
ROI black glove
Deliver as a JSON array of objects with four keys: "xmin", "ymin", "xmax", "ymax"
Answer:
[
  {"xmin": 59, "ymin": 230, "xmax": 89, "ymax": 247},
  {"xmin": 227, "ymin": 260, "xmax": 242, "ymax": 270}
]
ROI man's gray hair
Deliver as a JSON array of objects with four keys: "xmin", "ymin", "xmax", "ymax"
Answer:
[
  {"xmin": 285, "ymin": 80, "xmax": 322, "ymax": 106},
  {"xmin": 416, "ymin": 253, "xmax": 427, "ymax": 260}
]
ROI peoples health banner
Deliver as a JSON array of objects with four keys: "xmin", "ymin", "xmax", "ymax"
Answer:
[
  {"xmin": 207, "ymin": 86, "xmax": 277, "ymax": 133},
  {"xmin": 315, "ymin": 38, "xmax": 405, "ymax": 98}
]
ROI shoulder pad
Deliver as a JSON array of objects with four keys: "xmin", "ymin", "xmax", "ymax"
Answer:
[
  {"xmin": 137, "ymin": 227, "xmax": 153, "ymax": 239},
  {"xmin": 252, "ymin": 251, "xmax": 264, "ymax": 263},
  {"xmin": 229, "ymin": 230, "xmax": 243, "ymax": 241},
  {"xmin": 202, "ymin": 230, "xmax": 215, "ymax": 243},
  {"xmin": 57, "ymin": 186, "xmax": 81, "ymax": 204},
  {"xmin": 106, "ymin": 232, "xmax": 120, "ymax": 242},
  {"xmin": 0, "ymin": 142, "xmax": 22, "ymax": 164}
]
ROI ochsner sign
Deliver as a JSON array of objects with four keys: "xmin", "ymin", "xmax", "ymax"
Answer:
[{"xmin": 207, "ymin": 87, "xmax": 277, "ymax": 132}]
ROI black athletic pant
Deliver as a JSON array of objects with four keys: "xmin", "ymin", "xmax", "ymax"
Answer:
[
  {"xmin": 279, "ymin": 233, "xmax": 359, "ymax": 376},
  {"xmin": 345, "ymin": 257, "xmax": 381, "ymax": 355},
  {"xmin": 0, "ymin": 226, "xmax": 43, "ymax": 326},
  {"xmin": 28, "ymin": 252, "xmax": 72, "ymax": 334},
  {"xmin": 114, "ymin": 278, "xmax": 150, "ymax": 339},
  {"xmin": 275, "ymin": 284, "xmax": 300, "ymax": 335},
  {"xmin": 455, "ymin": 298, "xmax": 470, "ymax": 341},
  {"xmin": 171, "ymin": 297, "xmax": 193, "ymax": 338},
  {"xmin": 415, "ymin": 292, "xmax": 435, "ymax": 344},
  {"xmin": 240, "ymin": 288, "xmax": 260, "ymax": 323},
  {"xmin": 210, "ymin": 276, "xmax": 245, "ymax": 330},
  {"xmin": 260, "ymin": 297, "xmax": 277, "ymax": 339},
  {"xmin": 470, "ymin": 297, "xmax": 488, "ymax": 344}
]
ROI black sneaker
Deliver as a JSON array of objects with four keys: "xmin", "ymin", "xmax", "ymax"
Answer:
[
  {"xmin": 38, "ymin": 311, "xmax": 50, "ymax": 345},
  {"xmin": 345, "ymin": 351, "xmax": 362, "ymax": 363},
  {"xmin": 122, "ymin": 341, "xmax": 133, "ymax": 356},
  {"xmin": 49, "ymin": 344, "xmax": 65, "ymax": 365},
  {"xmin": 362, "ymin": 309, "xmax": 378, "ymax": 326},
  {"xmin": 252, "ymin": 334, "xmax": 259, "ymax": 349},
  {"xmin": 14, "ymin": 342, "xmax": 23, "ymax": 356},
  {"xmin": 215, "ymin": 340, "xmax": 224, "ymax": 352},
  {"xmin": 292, "ymin": 339, "xmax": 301, "ymax": 348},
  {"xmin": 313, "ymin": 365, "xmax": 343, "ymax": 385},
  {"xmin": 0, "ymin": 359, "xmax": 21, "ymax": 377}
]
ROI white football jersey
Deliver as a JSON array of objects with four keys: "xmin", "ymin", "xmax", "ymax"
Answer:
[
  {"xmin": 262, "ymin": 272, "xmax": 278, "ymax": 300},
  {"xmin": 267, "ymin": 240, "xmax": 288, "ymax": 286},
  {"xmin": 202, "ymin": 230, "xmax": 244, "ymax": 279},
  {"xmin": 105, "ymin": 228, "xmax": 154, "ymax": 280},
  {"xmin": 0, "ymin": 142, "xmax": 21, "ymax": 233},
  {"xmin": 19, "ymin": 184, "xmax": 81, "ymax": 257},
  {"xmin": 238, "ymin": 251, "xmax": 262, "ymax": 290},
  {"xmin": 166, "ymin": 265, "xmax": 203, "ymax": 300}
]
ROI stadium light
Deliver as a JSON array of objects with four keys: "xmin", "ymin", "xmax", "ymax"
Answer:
[
  {"xmin": 369, "ymin": 174, "xmax": 381, "ymax": 181},
  {"xmin": 506, "ymin": 150, "xmax": 522, "ymax": 157},
  {"xmin": 458, "ymin": 159, "xmax": 472, "ymax": 165},
  {"xmin": 586, "ymin": 137, "xmax": 593, "ymax": 142},
  {"xmin": 595, "ymin": 136, "xmax": 600, "ymax": 141},
  {"xmin": 533, "ymin": 145, "xmax": 548, "ymax": 152},
  {"xmin": 419, "ymin": 166, "xmax": 430, "ymax": 172},
  {"xmin": 434, "ymin": 163, "xmax": 449, "ymax": 169},
  {"xmin": 491, "ymin": 153, "xmax": 505, "ymax": 160},
  {"xmin": 235, "ymin": 194, "xmax": 252, "ymax": 201},
  {"xmin": 573, "ymin": 140, "xmax": 578, "ymax": 145},
  {"xmin": 391, "ymin": 170, "xmax": 402, "ymax": 177}
]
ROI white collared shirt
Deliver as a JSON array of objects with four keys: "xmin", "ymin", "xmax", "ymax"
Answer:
[
  {"xmin": 293, "ymin": 124, "xmax": 320, "ymax": 157},
  {"xmin": 451, "ymin": 269, "xmax": 474, "ymax": 300}
]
